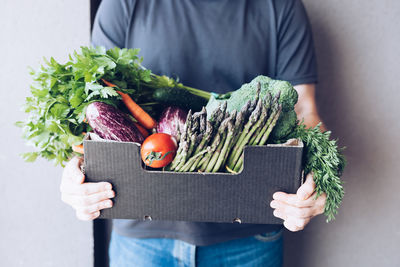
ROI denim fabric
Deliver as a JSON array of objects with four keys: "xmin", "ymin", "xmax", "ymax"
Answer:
[{"xmin": 109, "ymin": 230, "xmax": 283, "ymax": 267}]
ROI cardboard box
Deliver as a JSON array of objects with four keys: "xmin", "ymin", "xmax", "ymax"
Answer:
[{"xmin": 83, "ymin": 135, "xmax": 304, "ymax": 224}]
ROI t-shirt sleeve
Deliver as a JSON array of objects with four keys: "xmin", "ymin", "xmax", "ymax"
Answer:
[
  {"xmin": 91, "ymin": 0, "xmax": 134, "ymax": 49},
  {"xmin": 275, "ymin": 0, "xmax": 318, "ymax": 85}
]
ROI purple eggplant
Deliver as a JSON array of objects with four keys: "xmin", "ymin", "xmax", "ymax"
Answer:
[
  {"xmin": 157, "ymin": 106, "xmax": 187, "ymax": 140},
  {"xmin": 86, "ymin": 102, "xmax": 144, "ymax": 143}
]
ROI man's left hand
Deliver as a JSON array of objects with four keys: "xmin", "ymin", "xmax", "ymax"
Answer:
[{"xmin": 270, "ymin": 173, "xmax": 326, "ymax": 232}]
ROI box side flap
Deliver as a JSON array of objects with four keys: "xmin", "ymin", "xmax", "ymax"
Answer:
[{"xmin": 83, "ymin": 140, "xmax": 303, "ymax": 224}]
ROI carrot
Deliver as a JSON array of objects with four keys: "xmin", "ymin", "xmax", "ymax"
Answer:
[
  {"xmin": 72, "ymin": 144, "xmax": 84, "ymax": 154},
  {"xmin": 134, "ymin": 122, "xmax": 149, "ymax": 138},
  {"xmin": 102, "ymin": 79, "xmax": 157, "ymax": 130},
  {"xmin": 101, "ymin": 79, "xmax": 118, "ymax": 88}
]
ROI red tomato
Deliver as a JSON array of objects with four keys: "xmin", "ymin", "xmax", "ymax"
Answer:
[{"xmin": 141, "ymin": 133, "xmax": 177, "ymax": 168}]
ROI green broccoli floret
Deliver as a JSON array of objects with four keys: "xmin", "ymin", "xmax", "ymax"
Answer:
[
  {"xmin": 270, "ymin": 109, "xmax": 298, "ymax": 142},
  {"xmin": 266, "ymin": 79, "xmax": 298, "ymax": 112},
  {"xmin": 206, "ymin": 75, "xmax": 298, "ymax": 118}
]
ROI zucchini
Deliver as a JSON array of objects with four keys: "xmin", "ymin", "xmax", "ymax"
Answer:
[{"xmin": 152, "ymin": 87, "xmax": 208, "ymax": 112}]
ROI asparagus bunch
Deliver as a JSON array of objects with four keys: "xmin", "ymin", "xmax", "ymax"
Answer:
[{"xmin": 167, "ymin": 83, "xmax": 282, "ymax": 173}]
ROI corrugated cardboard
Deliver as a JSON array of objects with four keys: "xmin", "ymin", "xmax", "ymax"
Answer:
[{"xmin": 83, "ymin": 136, "xmax": 303, "ymax": 224}]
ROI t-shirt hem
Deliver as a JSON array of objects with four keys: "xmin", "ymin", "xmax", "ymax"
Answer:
[{"xmin": 113, "ymin": 224, "xmax": 283, "ymax": 246}]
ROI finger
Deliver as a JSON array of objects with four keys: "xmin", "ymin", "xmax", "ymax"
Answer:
[
  {"xmin": 285, "ymin": 215, "xmax": 310, "ymax": 230},
  {"xmin": 315, "ymin": 193, "xmax": 327, "ymax": 215},
  {"xmin": 75, "ymin": 199, "xmax": 113, "ymax": 214},
  {"xmin": 62, "ymin": 190, "xmax": 115, "ymax": 207},
  {"xmin": 76, "ymin": 210, "xmax": 100, "ymax": 221},
  {"xmin": 273, "ymin": 210, "xmax": 309, "ymax": 231},
  {"xmin": 61, "ymin": 181, "xmax": 112, "ymax": 195},
  {"xmin": 62, "ymin": 156, "xmax": 85, "ymax": 184},
  {"xmin": 296, "ymin": 173, "xmax": 316, "ymax": 200},
  {"xmin": 273, "ymin": 209, "xmax": 287, "ymax": 221},
  {"xmin": 283, "ymin": 220, "xmax": 304, "ymax": 232},
  {"xmin": 270, "ymin": 200, "xmax": 315, "ymax": 218},
  {"xmin": 273, "ymin": 192, "xmax": 317, "ymax": 208}
]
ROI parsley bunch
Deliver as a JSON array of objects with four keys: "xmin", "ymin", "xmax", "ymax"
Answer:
[{"xmin": 17, "ymin": 46, "xmax": 208, "ymax": 166}]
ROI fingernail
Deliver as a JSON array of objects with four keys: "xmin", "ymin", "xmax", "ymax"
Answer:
[
  {"xmin": 105, "ymin": 201, "xmax": 113, "ymax": 208},
  {"xmin": 105, "ymin": 183, "xmax": 112, "ymax": 190},
  {"xmin": 107, "ymin": 191, "xmax": 115, "ymax": 198},
  {"xmin": 270, "ymin": 201, "xmax": 277, "ymax": 208}
]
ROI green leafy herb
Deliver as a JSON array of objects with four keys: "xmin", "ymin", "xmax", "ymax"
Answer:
[
  {"xmin": 289, "ymin": 123, "xmax": 346, "ymax": 222},
  {"xmin": 17, "ymin": 46, "xmax": 211, "ymax": 166}
]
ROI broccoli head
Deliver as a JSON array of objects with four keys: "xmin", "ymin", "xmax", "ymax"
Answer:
[
  {"xmin": 270, "ymin": 109, "xmax": 298, "ymax": 142},
  {"xmin": 266, "ymin": 79, "xmax": 298, "ymax": 112},
  {"xmin": 206, "ymin": 75, "xmax": 298, "ymax": 118}
]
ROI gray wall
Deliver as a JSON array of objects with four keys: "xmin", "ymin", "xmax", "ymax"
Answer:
[
  {"xmin": 284, "ymin": 1, "xmax": 400, "ymax": 266},
  {"xmin": 0, "ymin": 1, "xmax": 93, "ymax": 267},
  {"xmin": 1, "ymin": 0, "xmax": 399, "ymax": 267}
]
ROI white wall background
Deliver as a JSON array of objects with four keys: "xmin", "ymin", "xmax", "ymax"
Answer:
[
  {"xmin": 0, "ymin": 1, "xmax": 93, "ymax": 267},
  {"xmin": 284, "ymin": 1, "xmax": 400, "ymax": 266},
  {"xmin": 1, "ymin": 0, "xmax": 399, "ymax": 267}
]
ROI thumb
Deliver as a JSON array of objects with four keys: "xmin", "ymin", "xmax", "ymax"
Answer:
[
  {"xmin": 65, "ymin": 156, "xmax": 85, "ymax": 184},
  {"xmin": 296, "ymin": 173, "xmax": 315, "ymax": 200}
]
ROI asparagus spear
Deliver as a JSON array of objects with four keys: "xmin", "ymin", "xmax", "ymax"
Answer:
[
  {"xmin": 210, "ymin": 103, "xmax": 222, "ymax": 122},
  {"xmin": 252, "ymin": 92, "xmax": 280, "ymax": 145},
  {"xmin": 213, "ymin": 101, "xmax": 227, "ymax": 130},
  {"xmin": 204, "ymin": 116, "xmax": 231, "ymax": 172},
  {"xmin": 227, "ymin": 98, "xmax": 263, "ymax": 168},
  {"xmin": 175, "ymin": 124, "xmax": 181, "ymax": 143},
  {"xmin": 190, "ymin": 113, "xmax": 200, "ymax": 135},
  {"xmin": 229, "ymin": 100, "xmax": 250, "ymax": 149},
  {"xmin": 233, "ymin": 151, "xmax": 244, "ymax": 172},
  {"xmin": 199, "ymin": 107, "xmax": 207, "ymax": 133},
  {"xmin": 186, "ymin": 110, "xmax": 199, "ymax": 159},
  {"xmin": 199, "ymin": 129, "xmax": 223, "ymax": 172},
  {"xmin": 233, "ymin": 101, "xmax": 267, "ymax": 170},
  {"xmin": 232, "ymin": 102, "xmax": 271, "ymax": 172},
  {"xmin": 194, "ymin": 121, "xmax": 213, "ymax": 154},
  {"xmin": 212, "ymin": 118, "xmax": 235, "ymax": 172},
  {"xmin": 205, "ymin": 131, "xmax": 227, "ymax": 172},
  {"xmin": 197, "ymin": 152, "xmax": 210, "ymax": 170},
  {"xmin": 186, "ymin": 131, "xmax": 198, "ymax": 162},
  {"xmin": 174, "ymin": 140, "xmax": 190, "ymax": 171},
  {"xmin": 169, "ymin": 140, "xmax": 189, "ymax": 171},
  {"xmin": 189, "ymin": 121, "xmax": 214, "ymax": 171},
  {"xmin": 168, "ymin": 110, "xmax": 192, "ymax": 170},
  {"xmin": 258, "ymin": 104, "xmax": 282, "ymax": 146},
  {"xmin": 175, "ymin": 113, "xmax": 198, "ymax": 171},
  {"xmin": 227, "ymin": 101, "xmax": 251, "ymax": 154},
  {"xmin": 246, "ymin": 83, "xmax": 261, "ymax": 119},
  {"xmin": 178, "ymin": 149, "xmax": 208, "ymax": 172},
  {"xmin": 249, "ymin": 92, "xmax": 272, "ymax": 145}
]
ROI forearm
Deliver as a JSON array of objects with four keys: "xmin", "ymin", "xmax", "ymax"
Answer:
[
  {"xmin": 297, "ymin": 111, "xmax": 327, "ymax": 132},
  {"xmin": 293, "ymin": 84, "xmax": 327, "ymax": 132}
]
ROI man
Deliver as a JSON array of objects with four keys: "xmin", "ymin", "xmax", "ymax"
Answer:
[{"xmin": 60, "ymin": 0, "xmax": 326, "ymax": 266}]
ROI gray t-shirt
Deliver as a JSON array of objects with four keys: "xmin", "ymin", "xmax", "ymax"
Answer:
[{"xmin": 92, "ymin": 0, "xmax": 317, "ymax": 246}]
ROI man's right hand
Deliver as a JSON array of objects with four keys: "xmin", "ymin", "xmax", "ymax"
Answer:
[{"xmin": 60, "ymin": 156, "xmax": 115, "ymax": 221}]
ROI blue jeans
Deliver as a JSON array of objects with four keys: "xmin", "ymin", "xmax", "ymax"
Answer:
[{"xmin": 109, "ymin": 230, "xmax": 283, "ymax": 267}]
